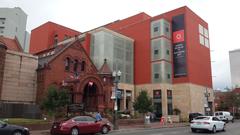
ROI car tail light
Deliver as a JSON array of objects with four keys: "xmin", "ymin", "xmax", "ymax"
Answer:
[{"xmin": 203, "ymin": 122, "xmax": 210, "ymax": 124}]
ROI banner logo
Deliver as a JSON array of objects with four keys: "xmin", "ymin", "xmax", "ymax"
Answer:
[{"xmin": 173, "ymin": 30, "xmax": 184, "ymax": 43}]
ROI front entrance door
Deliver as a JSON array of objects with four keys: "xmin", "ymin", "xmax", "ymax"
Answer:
[{"xmin": 82, "ymin": 82, "xmax": 98, "ymax": 112}]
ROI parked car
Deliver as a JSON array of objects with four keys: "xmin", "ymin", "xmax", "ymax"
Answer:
[
  {"xmin": 190, "ymin": 116, "xmax": 225, "ymax": 133},
  {"xmin": 214, "ymin": 111, "xmax": 234, "ymax": 123},
  {"xmin": 189, "ymin": 112, "xmax": 203, "ymax": 122},
  {"xmin": 0, "ymin": 120, "xmax": 29, "ymax": 135},
  {"xmin": 50, "ymin": 116, "xmax": 111, "ymax": 135}
]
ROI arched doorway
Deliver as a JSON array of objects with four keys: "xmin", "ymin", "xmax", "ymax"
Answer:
[{"xmin": 82, "ymin": 82, "xmax": 98, "ymax": 112}]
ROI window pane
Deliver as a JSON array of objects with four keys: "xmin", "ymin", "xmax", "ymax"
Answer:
[
  {"xmin": 204, "ymin": 28, "xmax": 209, "ymax": 38},
  {"xmin": 166, "ymin": 50, "xmax": 170, "ymax": 55},
  {"xmin": 199, "ymin": 35, "xmax": 204, "ymax": 45},
  {"xmin": 205, "ymin": 38, "xmax": 209, "ymax": 48},
  {"xmin": 199, "ymin": 24, "xmax": 204, "ymax": 34},
  {"xmin": 154, "ymin": 27, "xmax": 159, "ymax": 32}
]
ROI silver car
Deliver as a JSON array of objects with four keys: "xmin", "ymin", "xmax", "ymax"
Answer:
[{"xmin": 190, "ymin": 116, "xmax": 225, "ymax": 133}]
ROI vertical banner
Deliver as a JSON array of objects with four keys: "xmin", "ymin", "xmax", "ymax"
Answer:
[{"xmin": 172, "ymin": 14, "xmax": 187, "ymax": 77}]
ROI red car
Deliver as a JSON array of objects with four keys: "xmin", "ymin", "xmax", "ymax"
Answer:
[{"xmin": 50, "ymin": 116, "xmax": 111, "ymax": 135}]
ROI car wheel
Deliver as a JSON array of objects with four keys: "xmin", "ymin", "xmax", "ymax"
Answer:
[
  {"xmin": 71, "ymin": 127, "xmax": 79, "ymax": 135},
  {"xmin": 222, "ymin": 124, "xmax": 226, "ymax": 132},
  {"xmin": 212, "ymin": 125, "xmax": 216, "ymax": 133},
  {"xmin": 191, "ymin": 128, "xmax": 196, "ymax": 133},
  {"xmin": 226, "ymin": 119, "xmax": 229, "ymax": 123},
  {"xmin": 101, "ymin": 125, "xmax": 109, "ymax": 134},
  {"xmin": 13, "ymin": 131, "xmax": 23, "ymax": 135}
]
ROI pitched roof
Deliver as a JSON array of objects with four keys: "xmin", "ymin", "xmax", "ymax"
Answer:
[
  {"xmin": 98, "ymin": 59, "xmax": 112, "ymax": 75},
  {"xmin": 37, "ymin": 39, "xmax": 76, "ymax": 69},
  {"xmin": 0, "ymin": 36, "xmax": 23, "ymax": 52},
  {"xmin": 37, "ymin": 35, "xmax": 98, "ymax": 74}
]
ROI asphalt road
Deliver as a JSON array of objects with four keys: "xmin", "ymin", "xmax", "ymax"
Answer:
[
  {"xmin": 31, "ymin": 120, "xmax": 240, "ymax": 135},
  {"xmin": 110, "ymin": 121, "xmax": 240, "ymax": 135}
]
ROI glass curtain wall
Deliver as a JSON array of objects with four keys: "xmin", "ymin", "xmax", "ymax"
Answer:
[{"xmin": 90, "ymin": 29, "xmax": 134, "ymax": 84}]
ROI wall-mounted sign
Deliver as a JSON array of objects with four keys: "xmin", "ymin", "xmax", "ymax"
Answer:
[{"xmin": 67, "ymin": 104, "xmax": 84, "ymax": 112}]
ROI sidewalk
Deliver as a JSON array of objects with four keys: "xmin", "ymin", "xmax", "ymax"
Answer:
[{"xmin": 116, "ymin": 122, "xmax": 189, "ymax": 132}]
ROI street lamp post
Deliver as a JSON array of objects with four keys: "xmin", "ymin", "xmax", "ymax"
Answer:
[{"xmin": 112, "ymin": 70, "xmax": 121, "ymax": 130}]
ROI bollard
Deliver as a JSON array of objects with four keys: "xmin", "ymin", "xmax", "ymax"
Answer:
[
  {"xmin": 145, "ymin": 115, "xmax": 150, "ymax": 125},
  {"xmin": 168, "ymin": 116, "xmax": 173, "ymax": 124},
  {"xmin": 160, "ymin": 117, "xmax": 165, "ymax": 125}
]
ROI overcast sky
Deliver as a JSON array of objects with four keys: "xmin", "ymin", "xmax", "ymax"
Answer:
[{"xmin": 1, "ymin": 0, "xmax": 239, "ymax": 90}]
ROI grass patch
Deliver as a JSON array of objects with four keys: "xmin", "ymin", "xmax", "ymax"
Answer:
[{"xmin": 1, "ymin": 118, "xmax": 50, "ymax": 125}]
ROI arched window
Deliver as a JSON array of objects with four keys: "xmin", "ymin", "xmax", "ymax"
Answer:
[
  {"xmin": 81, "ymin": 61, "xmax": 85, "ymax": 71},
  {"xmin": 73, "ymin": 59, "xmax": 78, "ymax": 72},
  {"xmin": 65, "ymin": 57, "xmax": 71, "ymax": 71}
]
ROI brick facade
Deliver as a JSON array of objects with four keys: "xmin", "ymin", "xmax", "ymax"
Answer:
[
  {"xmin": 0, "ymin": 44, "xmax": 7, "ymax": 99},
  {"xmin": 36, "ymin": 37, "xmax": 114, "ymax": 112}
]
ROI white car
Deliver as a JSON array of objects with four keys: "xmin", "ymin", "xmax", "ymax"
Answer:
[
  {"xmin": 190, "ymin": 116, "xmax": 225, "ymax": 133},
  {"xmin": 214, "ymin": 111, "xmax": 234, "ymax": 123}
]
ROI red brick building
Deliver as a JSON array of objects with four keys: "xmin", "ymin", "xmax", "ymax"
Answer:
[
  {"xmin": 30, "ymin": 6, "xmax": 213, "ymax": 119},
  {"xmin": 214, "ymin": 88, "xmax": 240, "ymax": 115},
  {"xmin": 36, "ymin": 36, "xmax": 113, "ymax": 112}
]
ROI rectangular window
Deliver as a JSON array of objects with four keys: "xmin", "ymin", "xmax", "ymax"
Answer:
[
  {"xmin": 167, "ymin": 90, "xmax": 172, "ymax": 99},
  {"xmin": 167, "ymin": 73, "xmax": 171, "ymax": 79},
  {"xmin": 0, "ymin": 18, "xmax": 6, "ymax": 25},
  {"xmin": 154, "ymin": 73, "xmax": 159, "ymax": 79},
  {"xmin": 205, "ymin": 38, "xmax": 209, "ymax": 48},
  {"xmin": 154, "ymin": 49, "xmax": 159, "ymax": 55},
  {"xmin": 199, "ymin": 35, "xmax": 204, "ymax": 45},
  {"xmin": 165, "ymin": 27, "xmax": 169, "ymax": 32},
  {"xmin": 154, "ymin": 27, "xmax": 159, "ymax": 32},
  {"xmin": 204, "ymin": 28, "xmax": 209, "ymax": 38},
  {"xmin": 199, "ymin": 24, "xmax": 204, "ymax": 34},
  {"xmin": 167, "ymin": 90, "xmax": 173, "ymax": 115},
  {"xmin": 168, "ymin": 103, "xmax": 173, "ymax": 115},
  {"xmin": 153, "ymin": 90, "xmax": 162, "ymax": 99},
  {"xmin": 166, "ymin": 50, "xmax": 170, "ymax": 55},
  {"xmin": 0, "ymin": 26, "xmax": 4, "ymax": 34}
]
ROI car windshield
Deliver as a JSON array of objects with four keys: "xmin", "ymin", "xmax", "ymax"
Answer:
[
  {"xmin": 0, "ymin": 120, "xmax": 6, "ymax": 125},
  {"xmin": 194, "ymin": 117, "xmax": 210, "ymax": 120}
]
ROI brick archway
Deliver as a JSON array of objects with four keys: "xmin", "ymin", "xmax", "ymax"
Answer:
[{"xmin": 78, "ymin": 75, "xmax": 105, "ymax": 112}]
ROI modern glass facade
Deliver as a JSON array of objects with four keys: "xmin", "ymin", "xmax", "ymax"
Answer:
[
  {"xmin": 151, "ymin": 19, "xmax": 171, "ymax": 39},
  {"xmin": 151, "ymin": 19, "xmax": 172, "ymax": 84},
  {"xmin": 90, "ymin": 28, "xmax": 134, "ymax": 84}
]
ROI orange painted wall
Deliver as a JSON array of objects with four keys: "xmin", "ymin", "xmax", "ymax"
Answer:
[
  {"xmin": 107, "ymin": 6, "xmax": 212, "ymax": 87},
  {"xmin": 153, "ymin": 6, "xmax": 212, "ymax": 88},
  {"xmin": 185, "ymin": 8, "xmax": 212, "ymax": 88},
  {"xmin": 30, "ymin": 22, "xmax": 80, "ymax": 54}
]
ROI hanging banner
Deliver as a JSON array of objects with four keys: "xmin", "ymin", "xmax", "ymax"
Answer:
[{"xmin": 172, "ymin": 14, "xmax": 187, "ymax": 77}]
